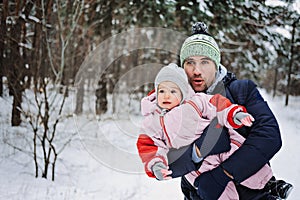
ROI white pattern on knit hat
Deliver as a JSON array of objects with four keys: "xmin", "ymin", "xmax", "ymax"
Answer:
[{"xmin": 155, "ymin": 63, "xmax": 189, "ymax": 104}]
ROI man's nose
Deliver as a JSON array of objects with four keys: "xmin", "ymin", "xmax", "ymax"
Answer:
[{"xmin": 194, "ymin": 65, "xmax": 202, "ymax": 75}]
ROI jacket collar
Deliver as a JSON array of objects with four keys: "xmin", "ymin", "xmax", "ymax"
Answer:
[{"xmin": 207, "ymin": 64, "xmax": 227, "ymax": 94}]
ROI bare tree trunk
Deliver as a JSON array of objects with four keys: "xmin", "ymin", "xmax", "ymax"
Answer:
[
  {"xmin": 41, "ymin": 80, "xmax": 50, "ymax": 179},
  {"xmin": 52, "ymin": 151, "xmax": 58, "ymax": 181},
  {"xmin": 10, "ymin": 0, "xmax": 23, "ymax": 126},
  {"xmin": 33, "ymin": 128, "xmax": 38, "ymax": 178},
  {"xmin": 75, "ymin": 80, "xmax": 84, "ymax": 114},
  {"xmin": 32, "ymin": 0, "xmax": 43, "ymax": 89},
  {"xmin": 0, "ymin": 0, "xmax": 8, "ymax": 97},
  {"xmin": 73, "ymin": 20, "xmax": 90, "ymax": 114},
  {"xmin": 273, "ymin": 66, "xmax": 278, "ymax": 98},
  {"xmin": 9, "ymin": 0, "xmax": 34, "ymax": 126},
  {"xmin": 11, "ymin": 84, "xmax": 22, "ymax": 126},
  {"xmin": 94, "ymin": 0, "xmax": 114, "ymax": 115},
  {"xmin": 285, "ymin": 18, "xmax": 298, "ymax": 106},
  {"xmin": 96, "ymin": 77, "xmax": 108, "ymax": 115}
]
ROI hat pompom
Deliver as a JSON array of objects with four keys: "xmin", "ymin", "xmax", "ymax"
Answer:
[{"xmin": 191, "ymin": 22, "xmax": 208, "ymax": 35}]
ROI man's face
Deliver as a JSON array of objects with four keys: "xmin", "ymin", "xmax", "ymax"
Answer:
[{"xmin": 183, "ymin": 56, "xmax": 217, "ymax": 92}]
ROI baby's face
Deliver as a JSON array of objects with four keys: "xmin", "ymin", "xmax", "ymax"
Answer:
[{"xmin": 157, "ymin": 81, "xmax": 182, "ymax": 110}]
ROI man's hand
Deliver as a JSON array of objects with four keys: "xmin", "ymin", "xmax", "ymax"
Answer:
[
  {"xmin": 152, "ymin": 162, "xmax": 172, "ymax": 180},
  {"xmin": 194, "ymin": 166, "xmax": 232, "ymax": 200},
  {"xmin": 234, "ymin": 112, "xmax": 255, "ymax": 127}
]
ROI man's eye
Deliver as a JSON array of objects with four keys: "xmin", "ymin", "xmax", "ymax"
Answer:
[{"xmin": 186, "ymin": 60, "xmax": 195, "ymax": 65}]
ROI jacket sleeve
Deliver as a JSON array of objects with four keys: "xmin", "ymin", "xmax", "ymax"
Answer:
[
  {"xmin": 137, "ymin": 111, "xmax": 170, "ymax": 178},
  {"xmin": 221, "ymin": 80, "xmax": 282, "ymax": 183},
  {"xmin": 205, "ymin": 93, "xmax": 247, "ymax": 129},
  {"xmin": 141, "ymin": 92, "xmax": 157, "ymax": 116},
  {"xmin": 136, "ymin": 133, "xmax": 168, "ymax": 178}
]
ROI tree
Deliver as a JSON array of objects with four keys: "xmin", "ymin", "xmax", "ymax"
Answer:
[
  {"xmin": 4, "ymin": 0, "xmax": 84, "ymax": 180},
  {"xmin": 20, "ymin": 78, "xmax": 74, "ymax": 181},
  {"xmin": 0, "ymin": 0, "xmax": 8, "ymax": 97},
  {"xmin": 94, "ymin": 0, "xmax": 114, "ymax": 115},
  {"xmin": 4, "ymin": 0, "xmax": 34, "ymax": 126},
  {"xmin": 29, "ymin": 0, "xmax": 84, "ymax": 180},
  {"xmin": 285, "ymin": 16, "xmax": 299, "ymax": 106}
]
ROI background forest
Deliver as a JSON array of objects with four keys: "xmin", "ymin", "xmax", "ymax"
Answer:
[{"xmin": 0, "ymin": 0, "xmax": 299, "ymax": 184}]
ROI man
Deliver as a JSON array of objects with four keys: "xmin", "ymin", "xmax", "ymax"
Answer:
[{"xmin": 167, "ymin": 22, "xmax": 293, "ymax": 200}]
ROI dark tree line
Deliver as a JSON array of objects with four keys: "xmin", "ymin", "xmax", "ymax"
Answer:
[{"xmin": 0, "ymin": 0, "xmax": 299, "ymax": 123}]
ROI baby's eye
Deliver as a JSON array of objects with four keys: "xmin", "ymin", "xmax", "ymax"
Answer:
[
  {"xmin": 171, "ymin": 90, "xmax": 178, "ymax": 94},
  {"xmin": 158, "ymin": 89, "xmax": 165, "ymax": 93}
]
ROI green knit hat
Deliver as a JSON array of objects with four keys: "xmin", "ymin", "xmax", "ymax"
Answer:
[{"xmin": 180, "ymin": 22, "xmax": 220, "ymax": 68}]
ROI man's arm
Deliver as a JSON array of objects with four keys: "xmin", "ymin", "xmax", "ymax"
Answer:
[
  {"xmin": 221, "ymin": 80, "xmax": 282, "ymax": 182},
  {"xmin": 192, "ymin": 80, "xmax": 281, "ymax": 200}
]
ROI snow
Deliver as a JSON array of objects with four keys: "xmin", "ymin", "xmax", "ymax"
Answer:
[
  {"xmin": 266, "ymin": 0, "xmax": 300, "ymax": 14},
  {"xmin": 0, "ymin": 87, "xmax": 299, "ymax": 200},
  {"xmin": 265, "ymin": 0, "xmax": 287, "ymax": 8}
]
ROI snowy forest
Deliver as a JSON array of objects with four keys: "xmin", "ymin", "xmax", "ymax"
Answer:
[{"xmin": 0, "ymin": 0, "xmax": 300, "ymax": 199}]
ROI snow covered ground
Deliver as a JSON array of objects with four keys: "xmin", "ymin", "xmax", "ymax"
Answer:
[{"xmin": 0, "ymin": 88, "xmax": 299, "ymax": 200}]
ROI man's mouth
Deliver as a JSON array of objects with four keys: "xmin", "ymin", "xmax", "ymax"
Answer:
[{"xmin": 193, "ymin": 78, "xmax": 204, "ymax": 85}]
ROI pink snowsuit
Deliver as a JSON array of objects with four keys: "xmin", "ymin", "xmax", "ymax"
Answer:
[{"xmin": 137, "ymin": 90, "xmax": 273, "ymax": 200}]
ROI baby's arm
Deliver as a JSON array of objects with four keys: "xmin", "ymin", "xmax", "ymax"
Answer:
[
  {"xmin": 197, "ymin": 93, "xmax": 254, "ymax": 129},
  {"xmin": 136, "ymin": 132, "xmax": 171, "ymax": 179},
  {"xmin": 140, "ymin": 92, "xmax": 157, "ymax": 116},
  {"xmin": 137, "ymin": 109, "xmax": 173, "ymax": 180}
]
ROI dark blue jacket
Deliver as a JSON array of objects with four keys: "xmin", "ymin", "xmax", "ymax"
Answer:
[{"xmin": 168, "ymin": 72, "xmax": 282, "ymax": 183}]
